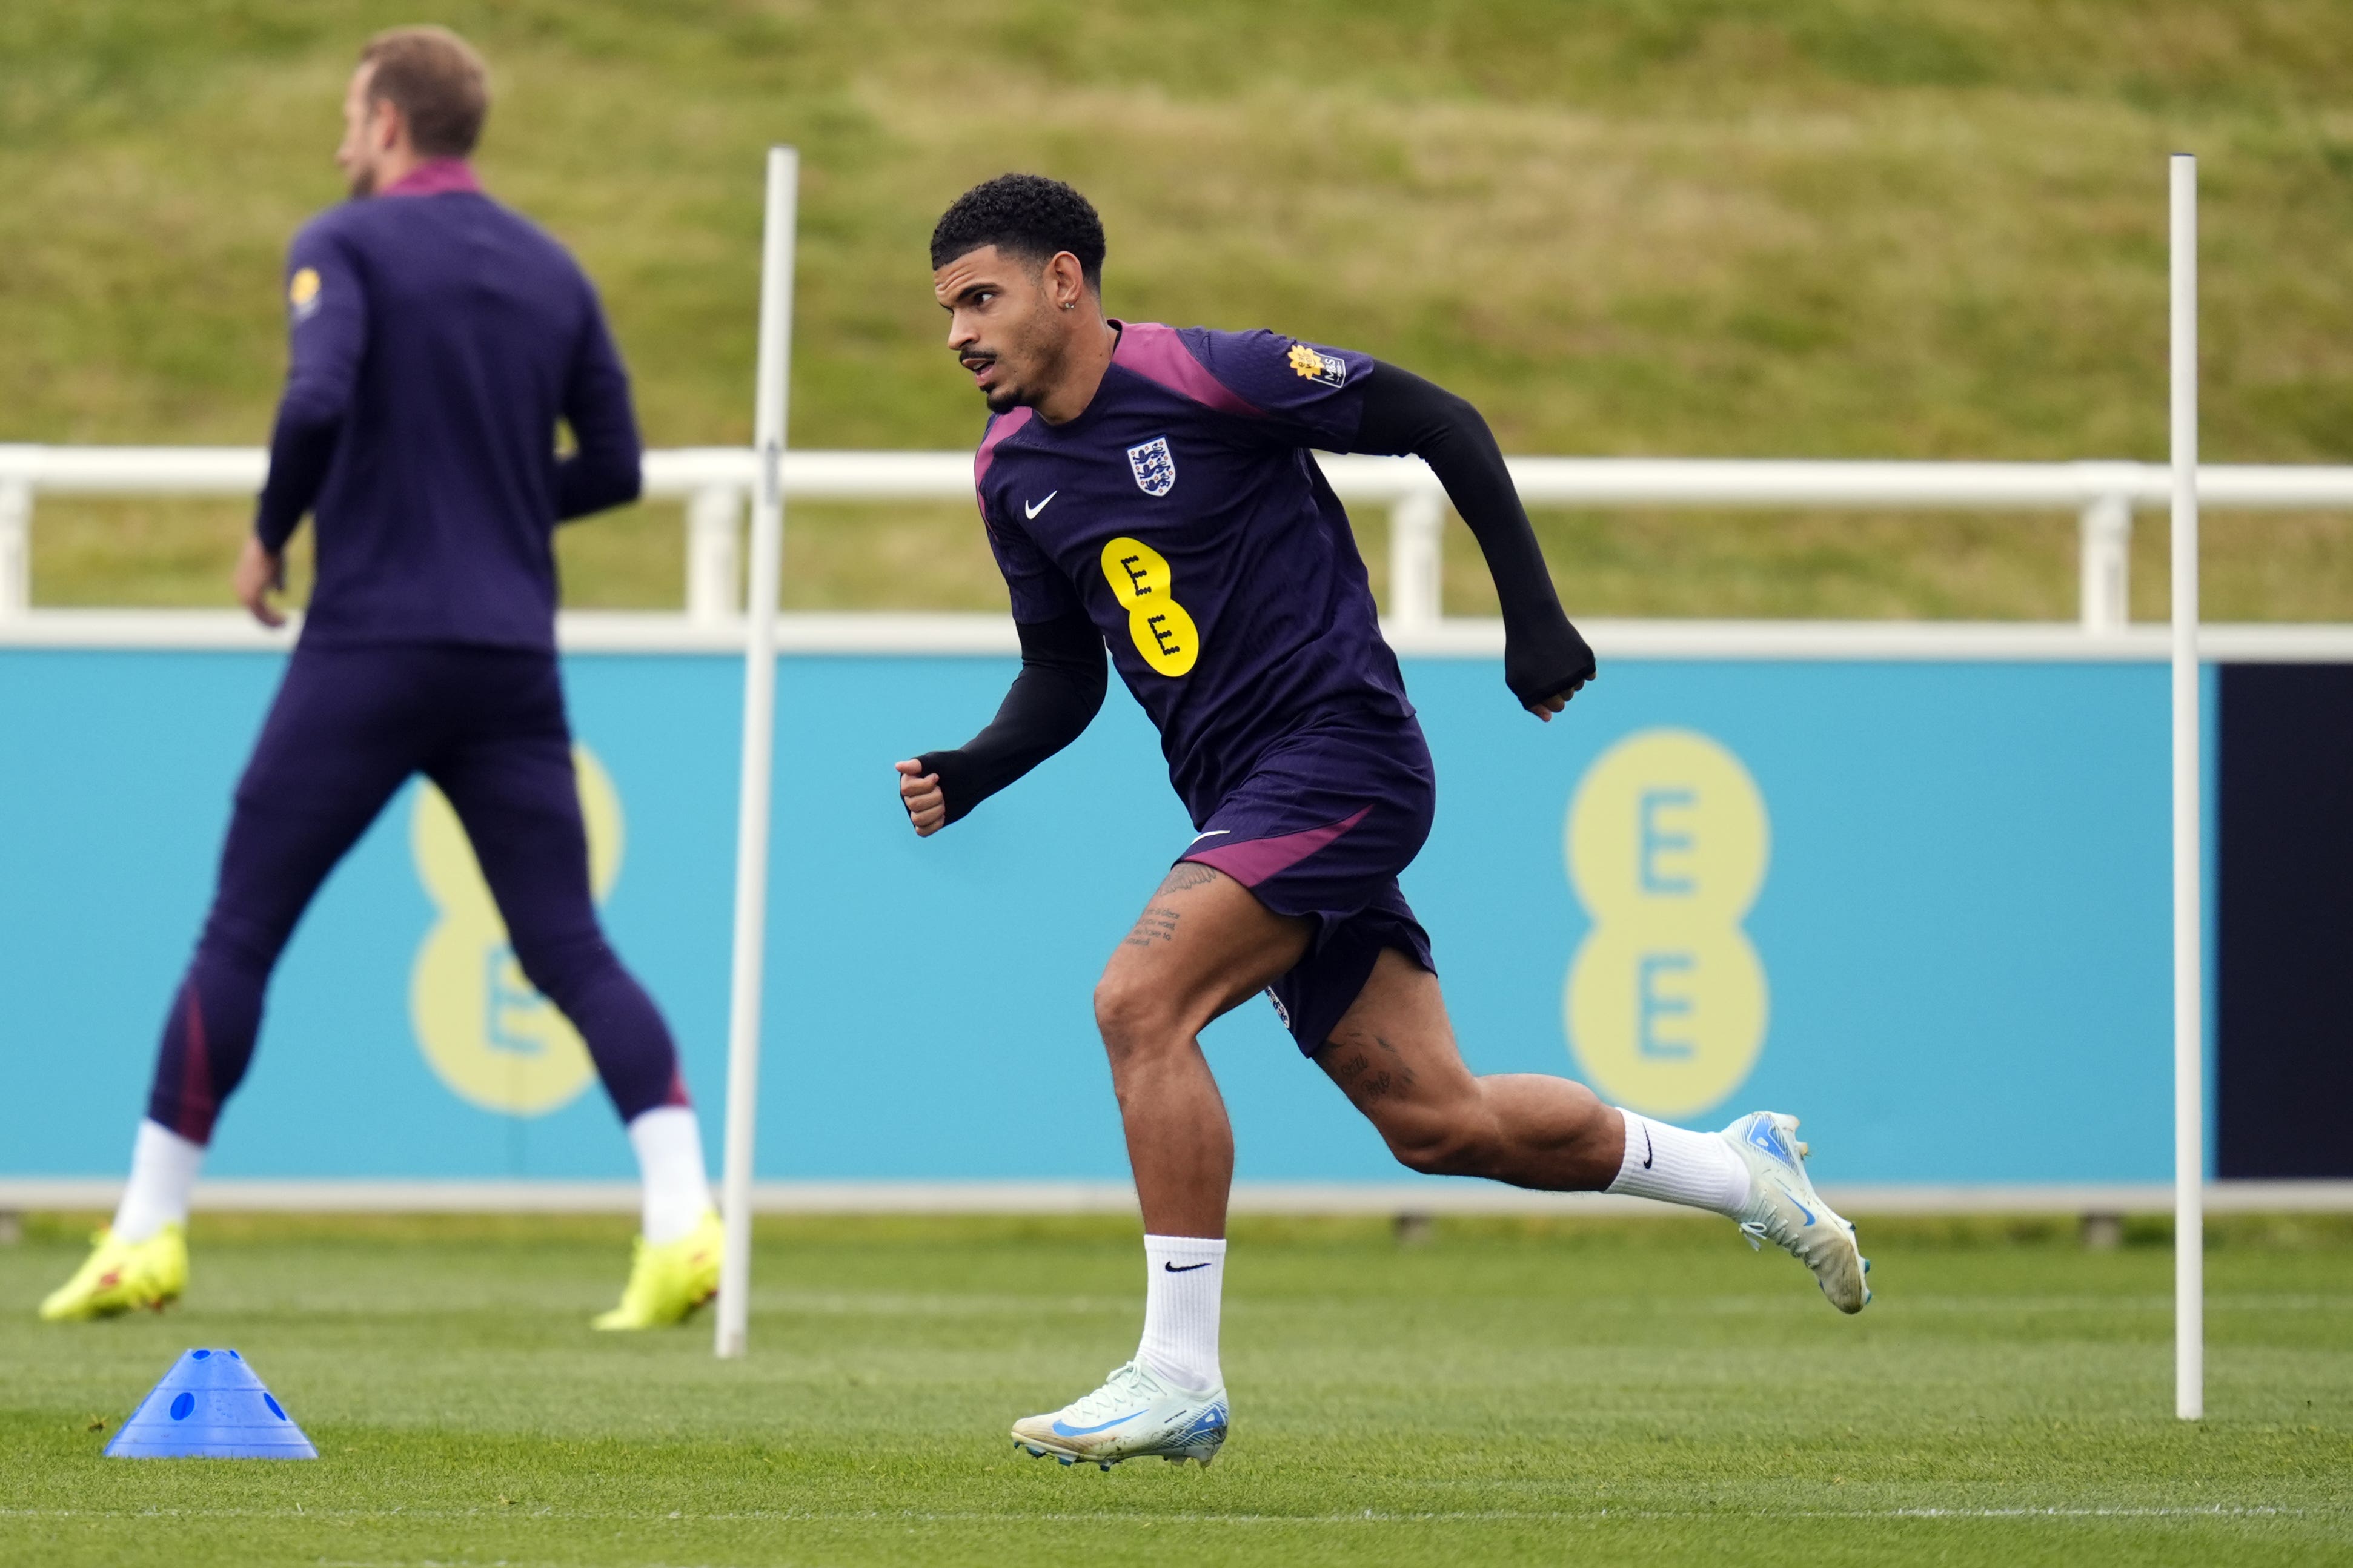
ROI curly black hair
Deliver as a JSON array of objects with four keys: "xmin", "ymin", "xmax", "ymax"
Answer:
[{"xmin": 930, "ymin": 173, "xmax": 1106, "ymax": 288}]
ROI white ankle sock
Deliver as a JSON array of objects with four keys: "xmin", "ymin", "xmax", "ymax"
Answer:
[
  {"xmin": 626, "ymin": 1106, "xmax": 713, "ymax": 1245},
  {"xmin": 112, "ymin": 1120, "xmax": 205, "ymax": 1243},
  {"xmin": 1136, "ymin": 1234, "xmax": 1226, "ymax": 1392},
  {"xmin": 1607, "ymin": 1110, "xmax": 1751, "ymax": 1217}
]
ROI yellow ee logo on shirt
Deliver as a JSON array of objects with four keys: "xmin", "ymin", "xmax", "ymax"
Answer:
[
  {"xmin": 1562, "ymin": 728, "xmax": 1770, "ymax": 1119},
  {"xmin": 288, "ymin": 267, "xmax": 323, "ymax": 323},
  {"xmin": 408, "ymin": 746, "xmax": 623, "ymax": 1116},
  {"xmin": 1100, "ymin": 537, "xmax": 1199, "ymax": 676}
]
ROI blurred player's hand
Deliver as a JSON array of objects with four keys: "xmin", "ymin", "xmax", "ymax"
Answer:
[
  {"xmin": 235, "ymin": 537, "xmax": 287, "ymax": 628},
  {"xmin": 1524, "ymin": 673, "xmax": 1588, "ymax": 723},
  {"xmin": 896, "ymin": 759, "xmax": 947, "ymax": 836}
]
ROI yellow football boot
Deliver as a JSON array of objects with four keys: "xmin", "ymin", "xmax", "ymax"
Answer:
[
  {"xmin": 592, "ymin": 1211, "xmax": 723, "ymax": 1330},
  {"xmin": 39, "ymin": 1224, "xmax": 188, "ymax": 1321}
]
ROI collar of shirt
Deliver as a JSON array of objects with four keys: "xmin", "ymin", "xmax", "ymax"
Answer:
[{"xmin": 381, "ymin": 159, "xmax": 482, "ymax": 198}]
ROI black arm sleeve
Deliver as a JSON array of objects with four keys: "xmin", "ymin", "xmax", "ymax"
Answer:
[
  {"xmin": 1353, "ymin": 363, "xmax": 1596, "ymax": 710},
  {"xmin": 916, "ymin": 607, "xmax": 1107, "ymax": 826}
]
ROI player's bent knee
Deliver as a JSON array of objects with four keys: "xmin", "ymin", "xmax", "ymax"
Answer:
[
  {"xmin": 1091, "ymin": 974, "xmax": 1156, "ymax": 1051},
  {"xmin": 1091, "ymin": 971, "xmax": 1192, "ymax": 1065}
]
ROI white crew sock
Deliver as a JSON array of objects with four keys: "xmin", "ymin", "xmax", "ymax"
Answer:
[
  {"xmin": 111, "ymin": 1119, "xmax": 205, "ymax": 1243},
  {"xmin": 1136, "ymin": 1234, "xmax": 1226, "ymax": 1392},
  {"xmin": 626, "ymin": 1106, "xmax": 714, "ymax": 1245},
  {"xmin": 1607, "ymin": 1110, "xmax": 1751, "ymax": 1217}
]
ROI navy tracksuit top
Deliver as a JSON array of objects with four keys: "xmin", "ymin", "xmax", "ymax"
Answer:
[{"xmin": 254, "ymin": 160, "xmax": 642, "ymax": 650}]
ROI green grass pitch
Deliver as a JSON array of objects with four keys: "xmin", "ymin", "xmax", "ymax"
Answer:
[{"xmin": 3, "ymin": 1212, "xmax": 2349, "ymax": 1567}]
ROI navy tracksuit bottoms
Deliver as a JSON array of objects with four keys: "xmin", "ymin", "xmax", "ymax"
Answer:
[{"xmin": 147, "ymin": 641, "xmax": 684, "ymax": 1142}]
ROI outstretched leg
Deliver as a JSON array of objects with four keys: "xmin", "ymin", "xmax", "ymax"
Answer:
[
  {"xmin": 1314, "ymin": 947, "xmax": 1628, "ymax": 1188},
  {"xmin": 1316, "ymin": 948, "xmax": 1870, "ymax": 1313}
]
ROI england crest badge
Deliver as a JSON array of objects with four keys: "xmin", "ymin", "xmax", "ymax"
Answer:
[{"xmin": 1127, "ymin": 436, "xmax": 1176, "ymax": 497}]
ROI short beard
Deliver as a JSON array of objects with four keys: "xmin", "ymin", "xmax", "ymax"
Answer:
[
  {"xmin": 347, "ymin": 163, "xmax": 380, "ymax": 199},
  {"xmin": 987, "ymin": 323, "xmax": 1069, "ymax": 414}
]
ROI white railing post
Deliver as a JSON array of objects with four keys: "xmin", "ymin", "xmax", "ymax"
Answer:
[
  {"xmin": 0, "ymin": 479, "xmax": 31, "ymax": 620},
  {"xmin": 1387, "ymin": 486, "xmax": 1444, "ymax": 632},
  {"xmin": 715, "ymin": 145, "xmax": 798, "ymax": 1362},
  {"xmin": 2077, "ymin": 492, "xmax": 2132, "ymax": 632},
  {"xmin": 686, "ymin": 484, "xmax": 743, "ymax": 623},
  {"xmin": 2168, "ymin": 150, "xmax": 2204, "ymax": 1424}
]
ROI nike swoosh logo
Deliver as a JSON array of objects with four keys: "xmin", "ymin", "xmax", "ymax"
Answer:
[
  {"xmin": 1784, "ymin": 1185, "xmax": 1816, "ymax": 1227},
  {"xmin": 1050, "ymin": 1409, "xmax": 1145, "ymax": 1437},
  {"xmin": 1163, "ymin": 1260, "xmax": 1213, "ymax": 1273},
  {"xmin": 1641, "ymin": 1126, "xmax": 1654, "ymax": 1169},
  {"xmin": 1024, "ymin": 491, "xmax": 1058, "ymax": 519},
  {"xmin": 1187, "ymin": 829, "xmax": 1230, "ymax": 844}
]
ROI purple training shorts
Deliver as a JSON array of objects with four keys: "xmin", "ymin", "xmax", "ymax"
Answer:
[{"xmin": 1178, "ymin": 715, "xmax": 1437, "ymax": 1055}]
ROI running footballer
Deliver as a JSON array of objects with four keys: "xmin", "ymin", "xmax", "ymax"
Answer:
[{"xmin": 903, "ymin": 174, "xmax": 1870, "ymax": 1470}]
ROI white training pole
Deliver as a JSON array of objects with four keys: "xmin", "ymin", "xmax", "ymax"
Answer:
[
  {"xmin": 2169, "ymin": 151, "xmax": 2203, "ymax": 1421},
  {"xmin": 715, "ymin": 145, "xmax": 798, "ymax": 1360}
]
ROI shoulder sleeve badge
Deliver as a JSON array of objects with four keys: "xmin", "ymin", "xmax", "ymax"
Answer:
[
  {"xmin": 1286, "ymin": 341, "xmax": 1348, "ymax": 387},
  {"xmin": 288, "ymin": 267, "xmax": 323, "ymax": 322}
]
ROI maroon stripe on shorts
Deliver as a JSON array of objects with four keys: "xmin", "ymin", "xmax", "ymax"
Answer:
[{"xmin": 1181, "ymin": 806, "xmax": 1370, "ymax": 888}]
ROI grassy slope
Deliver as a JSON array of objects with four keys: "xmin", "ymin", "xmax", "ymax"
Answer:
[
  {"xmin": 2, "ymin": 1214, "xmax": 2350, "ymax": 1568},
  {"xmin": 4, "ymin": 1, "xmax": 2353, "ymax": 618}
]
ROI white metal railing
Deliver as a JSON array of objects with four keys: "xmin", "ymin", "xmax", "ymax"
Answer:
[{"xmin": 4, "ymin": 444, "xmax": 2352, "ymax": 631}]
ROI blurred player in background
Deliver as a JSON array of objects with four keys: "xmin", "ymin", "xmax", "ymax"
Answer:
[
  {"xmin": 41, "ymin": 26, "xmax": 719, "ymax": 1330},
  {"xmin": 904, "ymin": 174, "xmax": 1872, "ymax": 1469}
]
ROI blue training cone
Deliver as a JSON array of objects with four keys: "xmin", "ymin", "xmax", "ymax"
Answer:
[{"xmin": 104, "ymin": 1348, "xmax": 316, "ymax": 1460}]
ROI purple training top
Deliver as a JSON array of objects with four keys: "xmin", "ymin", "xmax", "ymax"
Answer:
[
  {"xmin": 974, "ymin": 323, "xmax": 1413, "ymax": 820},
  {"xmin": 255, "ymin": 160, "xmax": 642, "ymax": 651}
]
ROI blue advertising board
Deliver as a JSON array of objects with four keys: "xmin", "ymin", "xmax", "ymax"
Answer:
[{"xmin": 0, "ymin": 647, "xmax": 2183, "ymax": 1186}]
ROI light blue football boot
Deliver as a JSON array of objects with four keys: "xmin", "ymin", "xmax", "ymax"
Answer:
[
  {"xmin": 1721, "ymin": 1111, "xmax": 1872, "ymax": 1314},
  {"xmin": 1011, "ymin": 1360, "xmax": 1228, "ymax": 1470}
]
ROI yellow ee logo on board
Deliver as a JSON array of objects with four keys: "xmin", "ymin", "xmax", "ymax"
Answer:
[
  {"xmin": 408, "ymin": 746, "xmax": 623, "ymax": 1116},
  {"xmin": 1099, "ymin": 537, "xmax": 1199, "ymax": 676},
  {"xmin": 1563, "ymin": 728, "xmax": 1769, "ymax": 1119}
]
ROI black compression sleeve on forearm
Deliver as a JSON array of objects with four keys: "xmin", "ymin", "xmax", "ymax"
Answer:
[
  {"xmin": 1352, "ymin": 363, "xmax": 1595, "ymax": 709},
  {"xmin": 916, "ymin": 608, "xmax": 1107, "ymax": 825}
]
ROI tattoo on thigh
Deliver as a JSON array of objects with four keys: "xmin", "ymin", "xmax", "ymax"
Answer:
[
  {"xmin": 1158, "ymin": 862, "xmax": 1220, "ymax": 894},
  {"xmin": 1372, "ymin": 1033, "xmax": 1418, "ymax": 1088},
  {"xmin": 1327, "ymin": 1045, "xmax": 1394, "ymax": 1105},
  {"xmin": 1123, "ymin": 905, "xmax": 1181, "ymax": 948}
]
